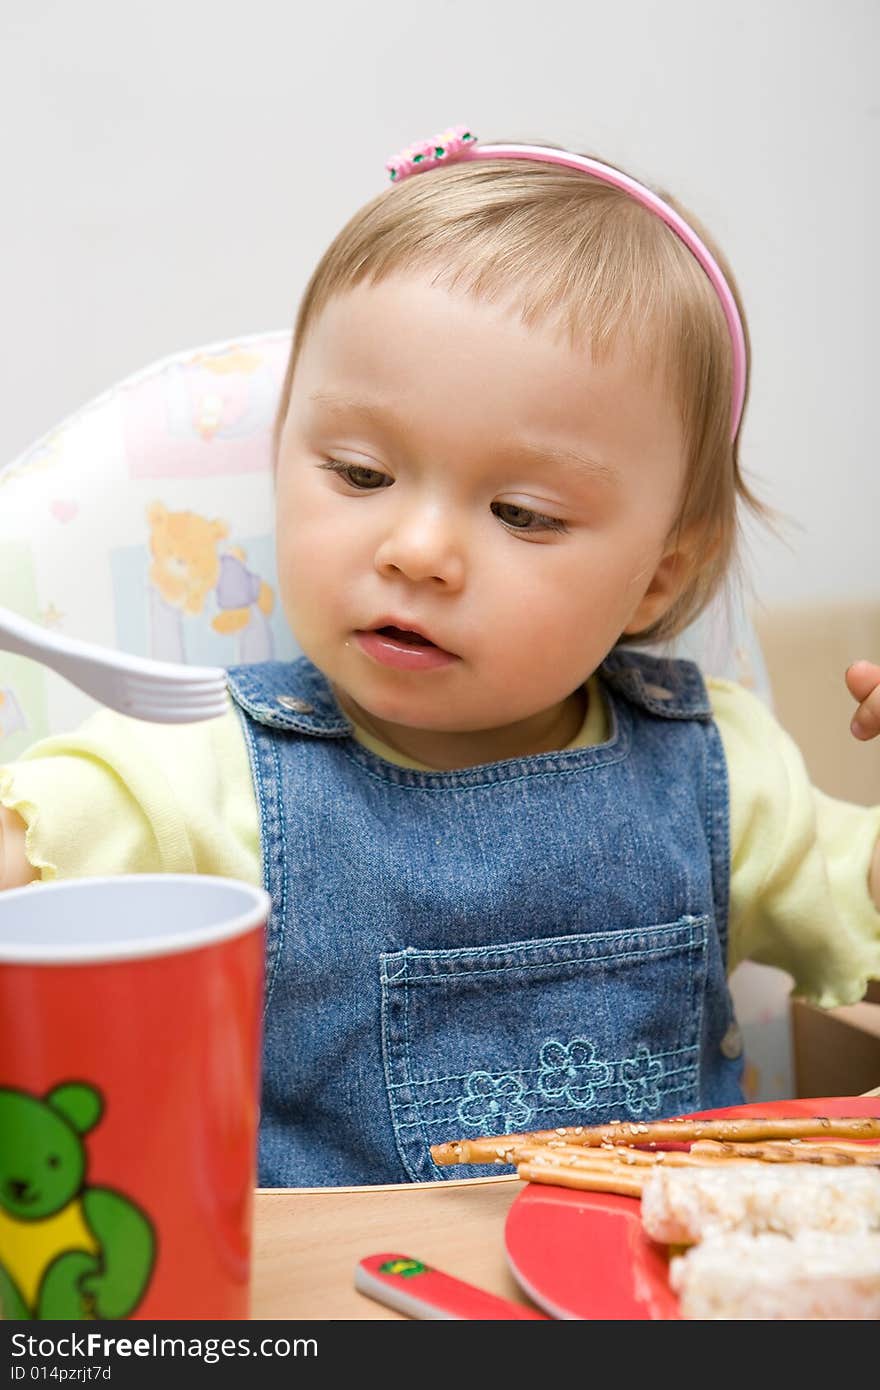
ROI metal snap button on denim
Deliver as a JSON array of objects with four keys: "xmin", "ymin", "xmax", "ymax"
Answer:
[
  {"xmin": 720, "ymin": 1022, "xmax": 743, "ymax": 1059},
  {"xmin": 277, "ymin": 695, "xmax": 314, "ymax": 714}
]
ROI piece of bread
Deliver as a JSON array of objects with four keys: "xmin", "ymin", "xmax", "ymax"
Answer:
[
  {"xmin": 669, "ymin": 1230, "xmax": 880, "ymax": 1319},
  {"xmin": 641, "ymin": 1162, "xmax": 880, "ymax": 1245}
]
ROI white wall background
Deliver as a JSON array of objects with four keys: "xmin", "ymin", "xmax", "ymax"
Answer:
[{"xmin": 1, "ymin": 0, "xmax": 877, "ymax": 609}]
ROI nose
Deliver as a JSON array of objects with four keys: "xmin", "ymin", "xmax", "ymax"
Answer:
[{"xmin": 373, "ymin": 501, "xmax": 465, "ymax": 589}]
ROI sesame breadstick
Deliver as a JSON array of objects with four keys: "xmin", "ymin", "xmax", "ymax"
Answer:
[
  {"xmin": 508, "ymin": 1142, "xmax": 734, "ymax": 1169},
  {"xmin": 430, "ymin": 1115, "xmax": 880, "ymax": 1165},
  {"xmin": 690, "ymin": 1139, "xmax": 880, "ymax": 1166},
  {"xmin": 516, "ymin": 1161, "xmax": 644, "ymax": 1197},
  {"xmin": 506, "ymin": 1139, "xmax": 880, "ymax": 1179},
  {"xmin": 805, "ymin": 1142, "xmax": 880, "ymax": 1161}
]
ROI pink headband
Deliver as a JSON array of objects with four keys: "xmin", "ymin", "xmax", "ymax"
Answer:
[{"xmin": 386, "ymin": 126, "xmax": 746, "ymax": 440}]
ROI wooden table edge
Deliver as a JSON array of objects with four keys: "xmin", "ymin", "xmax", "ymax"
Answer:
[{"xmin": 256, "ymin": 1172, "xmax": 520, "ymax": 1198}]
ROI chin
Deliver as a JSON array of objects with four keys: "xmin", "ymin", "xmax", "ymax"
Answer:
[
  {"xmin": 355, "ymin": 689, "xmax": 440, "ymax": 727},
  {"xmin": 343, "ymin": 681, "xmax": 461, "ymax": 730}
]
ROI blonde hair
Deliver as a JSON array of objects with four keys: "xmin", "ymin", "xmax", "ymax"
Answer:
[{"xmin": 273, "ymin": 146, "xmax": 767, "ymax": 642}]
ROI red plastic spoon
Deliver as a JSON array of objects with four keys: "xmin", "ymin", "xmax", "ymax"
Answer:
[{"xmin": 355, "ymin": 1252, "xmax": 551, "ymax": 1320}]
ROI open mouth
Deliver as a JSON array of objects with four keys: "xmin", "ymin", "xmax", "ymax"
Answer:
[
  {"xmin": 374, "ymin": 625, "xmax": 436, "ymax": 648},
  {"xmin": 355, "ymin": 622, "xmax": 458, "ymax": 669}
]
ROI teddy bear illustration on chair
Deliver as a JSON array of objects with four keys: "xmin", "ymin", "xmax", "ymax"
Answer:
[{"xmin": 147, "ymin": 502, "xmax": 275, "ymax": 666}]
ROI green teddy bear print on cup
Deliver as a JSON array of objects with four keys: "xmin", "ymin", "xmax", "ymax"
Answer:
[{"xmin": 0, "ymin": 1083, "xmax": 155, "ymax": 1319}]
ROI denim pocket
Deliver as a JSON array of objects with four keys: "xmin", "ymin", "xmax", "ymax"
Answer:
[{"xmin": 380, "ymin": 916, "xmax": 708, "ymax": 1181}]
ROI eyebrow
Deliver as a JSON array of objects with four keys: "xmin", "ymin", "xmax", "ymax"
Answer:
[{"xmin": 307, "ymin": 390, "xmax": 618, "ymax": 485}]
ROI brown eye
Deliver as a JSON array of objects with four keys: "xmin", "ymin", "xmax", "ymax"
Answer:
[
  {"xmin": 320, "ymin": 459, "xmax": 392, "ymax": 490},
  {"xmin": 491, "ymin": 501, "xmax": 567, "ymax": 534},
  {"xmin": 493, "ymin": 502, "xmax": 533, "ymax": 528},
  {"xmin": 345, "ymin": 465, "xmax": 389, "ymax": 489}
]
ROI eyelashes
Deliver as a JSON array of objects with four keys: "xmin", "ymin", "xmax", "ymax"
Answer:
[
  {"xmin": 490, "ymin": 502, "xmax": 568, "ymax": 534},
  {"xmin": 318, "ymin": 459, "xmax": 391, "ymax": 490},
  {"xmin": 319, "ymin": 458, "xmax": 569, "ymax": 535}
]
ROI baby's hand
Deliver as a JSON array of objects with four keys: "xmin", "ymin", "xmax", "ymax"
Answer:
[
  {"xmin": 0, "ymin": 805, "xmax": 37, "ymax": 890},
  {"xmin": 846, "ymin": 660, "xmax": 880, "ymax": 740}
]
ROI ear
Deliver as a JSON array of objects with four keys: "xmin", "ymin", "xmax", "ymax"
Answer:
[
  {"xmin": 46, "ymin": 1082, "xmax": 103, "ymax": 1135},
  {"xmin": 621, "ymin": 524, "xmax": 709, "ymax": 637}
]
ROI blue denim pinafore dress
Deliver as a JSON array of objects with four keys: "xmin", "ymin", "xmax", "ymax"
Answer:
[{"xmin": 226, "ymin": 648, "xmax": 745, "ymax": 1187}]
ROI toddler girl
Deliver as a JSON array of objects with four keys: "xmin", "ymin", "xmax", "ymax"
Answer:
[{"xmin": 1, "ymin": 128, "xmax": 879, "ymax": 1186}]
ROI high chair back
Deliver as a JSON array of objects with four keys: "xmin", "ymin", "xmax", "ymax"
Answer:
[
  {"xmin": 0, "ymin": 330, "xmax": 789, "ymax": 1101},
  {"xmin": 0, "ymin": 332, "xmax": 297, "ymax": 754}
]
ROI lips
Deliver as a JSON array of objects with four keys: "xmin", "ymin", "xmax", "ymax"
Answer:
[
  {"xmin": 374, "ymin": 625, "xmax": 435, "ymax": 648},
  {"xmin": 363, "ymin": 618, "xmax": 453, "ymax": 653},
  {"xmin": 354, "ymin": 619, "xmax": 460, "ymax": 670}
]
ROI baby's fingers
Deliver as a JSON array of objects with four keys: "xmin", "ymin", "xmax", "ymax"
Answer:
[{"xmin": 846, "ymin": 660, "xmax": 880, "ymax": 740}]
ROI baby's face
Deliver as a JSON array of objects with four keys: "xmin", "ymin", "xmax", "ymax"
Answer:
[{"xmin": 275, "ymin": 274, "xmax": 688, "ymax": 763}]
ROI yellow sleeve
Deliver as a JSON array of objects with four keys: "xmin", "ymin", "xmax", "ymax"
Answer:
[
  {"xmin": 710, "ymin": 677, "xmax": 880, "ymax": 1006},
  {"xmin": 0, "ymin": 701, "xmax": 261, "ymax": 886}
]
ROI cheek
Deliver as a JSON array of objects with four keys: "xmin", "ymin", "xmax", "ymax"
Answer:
[
  {"xmin": 274, "ymin": 498, "xmax": 325, "ymax": 621},
  {"xmin": 278, "ymin": 533, "xmax": 336, "ymax": 619},
  {"xmin": 483, "ymin": 545, "xmax": 645, "ymax": 664},
  {"xmin": 484, "ymin": 546, "xmax": 618, "ymax": 628},
  {"xmin": 276, "ymin": 473, "xmax": 343, "ymax": 572}
]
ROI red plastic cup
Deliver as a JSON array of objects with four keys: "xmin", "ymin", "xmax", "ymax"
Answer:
[{"xmin": 0, "ymin": 874, "xmax": 269, "ymax": 1320}]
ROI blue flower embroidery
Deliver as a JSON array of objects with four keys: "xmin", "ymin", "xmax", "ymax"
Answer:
[
  {"xmin": 456, "ymin": 1071, "xmax": 532, "ymax": 1133},
  {"xmin": 537, "ymin": 1038, "xmax": 612, "ymax": 1109},
  {"xmin": 621, "ymin": 1045, "xmax": 664, "ymax": 1114}
]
